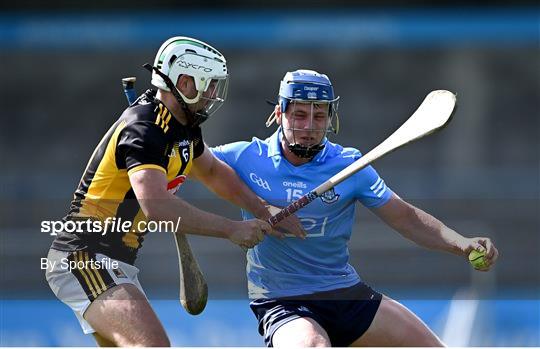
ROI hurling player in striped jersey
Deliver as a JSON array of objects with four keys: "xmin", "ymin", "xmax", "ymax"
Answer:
[{"xmin": 46, "ymin": 38, "xmax": 305, "ymax": 347}]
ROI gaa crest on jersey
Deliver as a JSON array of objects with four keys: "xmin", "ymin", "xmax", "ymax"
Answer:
[{"xmin": 320, "ymin": 188, "xmax": 340, "ymax": 204}]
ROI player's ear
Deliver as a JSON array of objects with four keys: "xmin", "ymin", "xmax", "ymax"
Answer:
[
  {"xmin": 275, "ymin": 104, "xmax": 282, "ymax": 125},
  {"xmin": 177, "ymin": 75, "xmax": 196, "ymax": 98}
]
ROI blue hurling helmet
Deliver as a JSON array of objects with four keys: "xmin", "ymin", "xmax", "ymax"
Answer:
[
  {"xmin": 267, "ymin": 69, "xmax": 340, "ymax": 158},
  {"xmin": 279, "ymin": 70, "xmax": 336, "ymax": 116}
]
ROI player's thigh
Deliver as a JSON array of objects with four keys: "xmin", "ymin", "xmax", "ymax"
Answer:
[
  {"xmin": 351, "ymin": 295, "xmax": 444, "ymax": 347},
  {"xmin": 84, "ymin": 283, "xmax": 170, "ymax": 347},
  {"xmin": 272, "ymin": 317, "xmax": 331, "ymax": 347}
]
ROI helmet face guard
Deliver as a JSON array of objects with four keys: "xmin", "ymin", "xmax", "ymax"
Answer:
[
  {"xmin": 285, "ymin": 99, "xmax": 339, "ymax": 158},
  {"xmin": 266, "ymin": 70, "xmax": 340, "ymax": 158},
  {"xmin": 196, "ymin": 77, "xmax": 228, "ymax": 122},
  {"xmin": 148, "ymin": 36, "xmax": 229, "ymax": 125}
]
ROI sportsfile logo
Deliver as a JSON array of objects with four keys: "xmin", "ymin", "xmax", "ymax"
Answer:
[
  {"xmin": 41, "ymin": 256, "xmax": 119, "ymax": 273},
  {"xmin": 41, "ymin": 217, "xmax": 182, "ymax": 236},
  {"xmin": 249, "ymin": 172, "xmax": 271, "ymax": 191}
]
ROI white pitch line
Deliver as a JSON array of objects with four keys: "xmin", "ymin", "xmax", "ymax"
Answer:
[{"xmin": 442, "ymin": 290, "xmax": 479, "ymax": 346}]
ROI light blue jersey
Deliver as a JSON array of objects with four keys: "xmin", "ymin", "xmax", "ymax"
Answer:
[{"xmin": 211, "ymin": 129, "xmax": 393, "ymax": 299}]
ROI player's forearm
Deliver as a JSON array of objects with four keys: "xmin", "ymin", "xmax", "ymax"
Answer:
[
  {"xmin": 145, "ymin": 194, "xmax": 237, "ymax": 239},
  {"xmin": 394, "ymin": 205, "xmax": 468, "ymax": 256}
]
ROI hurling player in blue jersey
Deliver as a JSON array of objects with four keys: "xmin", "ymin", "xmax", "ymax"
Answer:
[{"xmin": 212, "ymin": 70, "xmax": 498, "ymax": 347}]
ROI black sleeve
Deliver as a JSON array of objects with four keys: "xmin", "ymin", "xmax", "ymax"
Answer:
[
  {"xmin": 116, "ymin": 121, "xmax": 168, "ymax": 172},
  {"xmin": 191, "ymin": 126, "xmax": 205, "ymax": 159}
]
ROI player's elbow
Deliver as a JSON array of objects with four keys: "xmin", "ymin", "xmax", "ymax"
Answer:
[
  {"xmin": 139, "ymin": 191, "xmax": 171, "ymax": 222},
  {"xmin": 132, "ymin": 186, "xmax": 172, "ymax": 222}
]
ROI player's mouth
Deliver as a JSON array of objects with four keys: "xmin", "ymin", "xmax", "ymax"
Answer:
[
  {"xmin": 299, "ymin": 136, "xmax": 315, "ymax": 142},
  {"xmin": 296, "ymin": 136, "xmax": 320, "ymax": 146}
]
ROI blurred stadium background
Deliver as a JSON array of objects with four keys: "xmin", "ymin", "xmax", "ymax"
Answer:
[{"xmin": 1, "ymin": 1, "xmax": 539, "ymax": 346}]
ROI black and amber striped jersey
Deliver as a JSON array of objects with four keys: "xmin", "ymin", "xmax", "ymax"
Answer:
[{"xmin": 52, "ymin": 89, "xmax": 204, "ymax": 264}]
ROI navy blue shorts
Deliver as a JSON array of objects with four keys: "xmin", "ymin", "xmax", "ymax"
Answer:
[{"xmin": 250, "ymin": 282, "xmax": 382, "ymax": 347}]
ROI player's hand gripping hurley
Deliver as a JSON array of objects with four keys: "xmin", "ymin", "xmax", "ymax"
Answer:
[{"xmin": 267, "ymin": 90, "xmax": 457, "ymax": 226}]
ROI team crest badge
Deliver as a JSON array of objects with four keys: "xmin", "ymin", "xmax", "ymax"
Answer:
[{"xmin": 320, "ymin": 188, "xmax": 340, "ymax": 204}]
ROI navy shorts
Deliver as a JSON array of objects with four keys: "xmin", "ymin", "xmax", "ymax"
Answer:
[{"xmin": 250, "ymin": 282, "xmax": 382, "ymax": 347}]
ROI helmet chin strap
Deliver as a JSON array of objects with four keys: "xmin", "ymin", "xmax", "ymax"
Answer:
[
  {"xmin": 280, "ymin": 127, "xmax": 325, "ymax": 159},
  {"xmin": 143, "ymin": 63, "xmax": 207, "ymax": 127}
]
